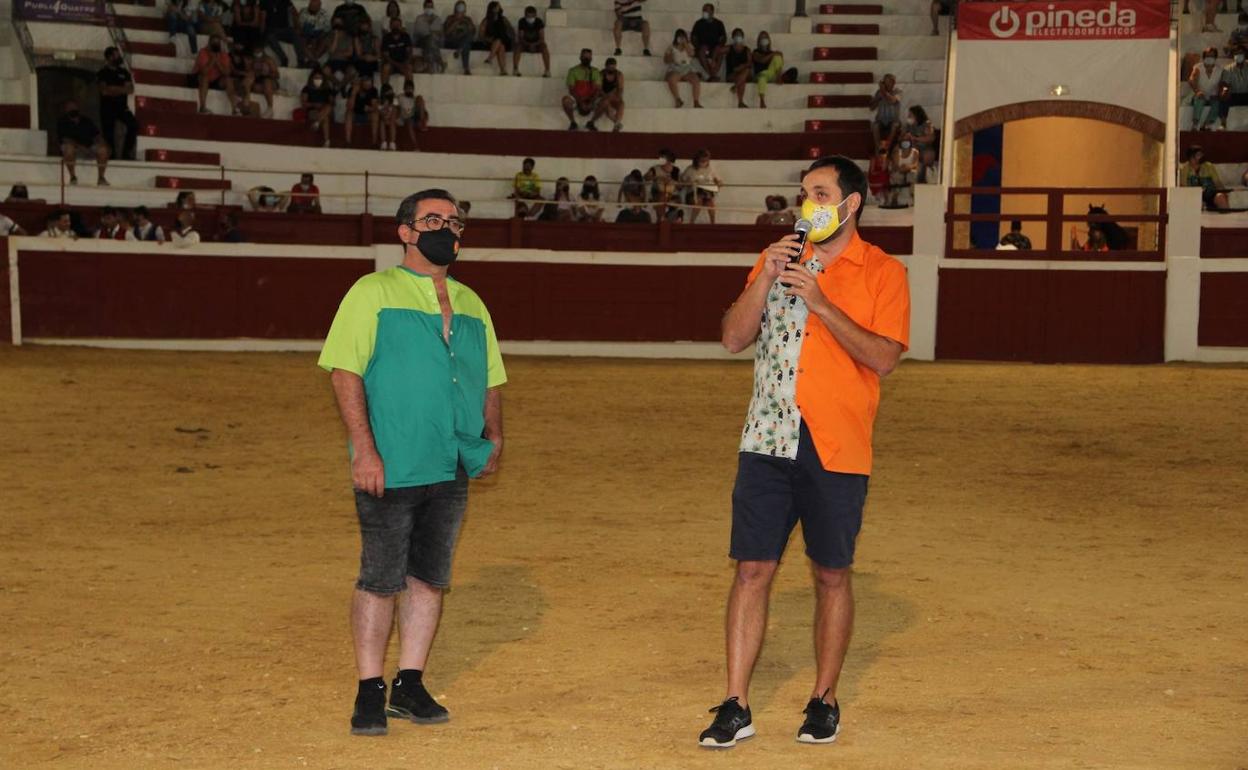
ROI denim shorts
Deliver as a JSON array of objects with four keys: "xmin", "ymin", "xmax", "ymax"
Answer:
[
  {"xmin": 354, "ymin": 469, "xmax": 468, "ymax": 594},
  {"xmin": 730, "ymin": 422, "xmax": 868, "ymax": 569}
]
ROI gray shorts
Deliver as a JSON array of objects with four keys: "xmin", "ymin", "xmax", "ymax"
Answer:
[{"xmin": 354, "ymin": 469, "xmax": 468, "ymax": 593}]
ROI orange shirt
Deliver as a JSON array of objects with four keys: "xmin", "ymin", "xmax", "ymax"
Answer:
[
  {"xmin": 744, "ymin": 231, "xmax": 909, "ymax": 475},
  {"xmin": 194, "ymin": 49, "xmax": 231, "ymax": 82}
]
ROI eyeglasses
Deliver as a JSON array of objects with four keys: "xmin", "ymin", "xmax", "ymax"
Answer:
[{"xmin": 411, "ymin": 213, "xmax": 466, "ymax": 235}]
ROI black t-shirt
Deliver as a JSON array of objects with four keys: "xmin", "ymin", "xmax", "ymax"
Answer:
[
  {"xmin": 517, "ymin": 16, "xmax": 543, "ymax": 43},
  {"xmin": 690, "ymin": 17, "xmax": 726, "ymax": 49},
  {"xmin": 616, "ymin": 207, "xmax": 651, "ymax": 223},
  {"xmin": 725, "ymin": 44, "xmax": 750, "ymax": 72},
  {"xmin": 57, "ymin": 113, "xmax": 100, "ymax": 146},
  {"xmin": 262, "ymin": 0, "xmax": 293, "ymax": 29},
  {"xmin": 302, "ymin": 84, "xmax": 333, "ymax": 104},
  {"xmin": 353, "ymin": 85, "xmax": 379, "ymax": 114},
  {"xmin": 382, "ymin": 30, "xmax": 412, "ymax": 61},
  {"xmin": 97, "ymin": 65, "xmax": 133, "ymax": 113}
]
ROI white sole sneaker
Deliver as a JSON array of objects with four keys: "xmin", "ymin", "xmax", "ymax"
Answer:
[
  {"xmin": 699, "ymin": 724, "xmax": 755, "ymax": 749},
  {"xmin": 797, "ymin": 723, "xmax": 840, "ymax": 744}
]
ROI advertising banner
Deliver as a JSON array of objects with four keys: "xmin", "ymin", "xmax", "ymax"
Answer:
[
  {"xmin": 13, "ymin": 0, "xmax": 107, "ymax": 23},
  {"xmin": 958, "ymin": 0, "xmax": 1170, "ymax": 41}
]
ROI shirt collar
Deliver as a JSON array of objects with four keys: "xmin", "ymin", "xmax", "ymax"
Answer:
[{"xmin": 807, "ymin": 230, "xmax": 866, "ymax": 266}]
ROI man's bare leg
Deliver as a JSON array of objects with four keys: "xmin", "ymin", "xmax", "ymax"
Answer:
[{"xmin": 725, "ymin": 559, "xmax": 778, "ymax": 705}]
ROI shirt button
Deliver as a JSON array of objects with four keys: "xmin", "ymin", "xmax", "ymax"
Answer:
[
  {"xmin": 452, "ymin": 377, "xmax": 457, "ymax": 383},
  {"xmin": 450, "ymin": 352, "xmax": 455, "ymax": 357}
]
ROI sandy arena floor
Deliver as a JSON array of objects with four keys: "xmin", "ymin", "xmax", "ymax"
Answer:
[{"xmin": 1, "ymin": 346, "xmax": 1245, "ymax": 770}]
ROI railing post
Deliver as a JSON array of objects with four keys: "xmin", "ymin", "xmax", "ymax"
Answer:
[
  {"xmin": 657, "ymin": 218, "xmax": 672, "ymax": 250},
  {"xmin": 508, "ymin": 216, "xmax": 522, "ymax": 248},
  {"xmin": 220, "ymin": 163, "xmax": 226, "ymax": 207},
  {"xmin": 1046, "ymin": 190, "xmax": 1063, "ymax": 257},
  {"xmin": 364, "ymin": 171, "xmax": 370, "ymax": 215}
]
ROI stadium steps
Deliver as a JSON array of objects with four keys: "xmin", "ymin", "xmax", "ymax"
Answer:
[
  {"xmin": 815, "ymin": 24, "xmax": 881, "ymax": 34},
  {"xmin": 155, "ymin": 175, "xmax": 232, "ymax": 190},
  {"xmin": 115, "ymin": 14, "xmax": 166, "ymax": 32},
  {"xmin": 126, "ymin": 40, "xmax": 176, "ymax": 57},
  {"xmin": 821, "ymin": 4, "xmax": 885, "ymax": 14},
  {"xmin": 145, "ymin": 148, "xmax": 223, "ymax": 165},
  {"xmin": 134, "ymin": 68, "xmax": 190, "ymax": 88},
  {"xmin": 814, "ymin": 47, "xmax": 878, "ymax": 61}
]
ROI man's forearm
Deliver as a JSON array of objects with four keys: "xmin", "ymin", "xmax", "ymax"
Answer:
[
  {"xmin": 721, "ymin": 276, "xmax": 771, "ymax": 352},
  {"xmin": 483, "ymin": 387, "xmax": 503, "ymax": 440},
  {"xmin": 330, "ymin": 369, "xmax": 378, "ymax": 454},
  {"xmin": 810, "ymin": 302, "xmax": 900, "ymax": 376}
]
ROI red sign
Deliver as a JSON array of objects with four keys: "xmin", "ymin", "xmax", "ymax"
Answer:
[{"xmin": 958, "ymin": 0, "xmax": 1169, "ymax": 40}]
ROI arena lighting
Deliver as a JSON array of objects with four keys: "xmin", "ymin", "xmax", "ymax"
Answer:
[{"xmin": 1050, "ymin": 84, "xmax": 1071, "ymax": 96}]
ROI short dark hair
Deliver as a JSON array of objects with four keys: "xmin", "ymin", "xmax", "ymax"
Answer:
[
  {"xmin": 101, "ymin": 206, "xmax": 116, "ymax": 216},
  {"xmin": 1185, "ymin": 144, "xmax": 1203, "ymax": 161},
  {"xmin": 104, "ymin": 46, "xmax": 119, "ymax": 58},
  {"xmin": 524, "ymin": 4, "xmax": 536, "ymax": 12},
  {"xmin": 134, "ymin": 205, "xmax": 150, "ymax": 217},
  {"xmin": 396, "ymin": 188, "xmax": 459, "ymax": 224},
  {"xmin": 1010, "ymin": 219, "xmax": 1022, "ymax": 231},
  {"xmin": 522, "ymin": 157, "xmax": 535, "ymax": 166},
  {"xmin": 806, "ymin": 154, "xmax": 868, "ymax": 218}
]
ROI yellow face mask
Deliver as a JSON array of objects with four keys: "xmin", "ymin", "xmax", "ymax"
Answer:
[{"xmin": 800, "ymin": 196, "xmax": 851, "ymax": 243}]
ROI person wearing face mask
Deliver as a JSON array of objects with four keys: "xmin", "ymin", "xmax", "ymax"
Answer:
[
  {"xmin": 193, "ymin": 35, "xmax": 240, "ymax": 115},
  {"xmin": 1179, "ymin": 145, "xmax": 1229, "ymax": 210},
  {"xmin": 327, "ymin": 17, "xmax": 356, "ymax": 74},
  {"xmin": 246, "ymin": 45, "xmax": 279, "ymax": 118},
  {"xmin": 513, "ymin": 5, "xmax": 551, "ymax": 77},
  {"xmin": 381, "ymin": 16, "xmax": 415, "ymax": 82},
  {"xmin": 1216, "ymin": 47, "xmax": 1248, "ymax": 129},
  {"xmin": 288, "ymin": 173, "xmax": 323, "ymax": 214},
  {"xmin": 1228, "ymin": 12, "xmax": 1248, "ymax": 54},
  {"xmin": 56, "ymin": 100, "xmax": 110, "ymax": 187},
  {"xmin": 398, "ymin": 79, "xmax": 430, "ymax": 143},
  {"xmin": 319, "ymin": 188, "xmax": 505, "ymax": 738},
  {"xmin": 726, "ymin": 28, "xmax": 752, "ymax": 108},
  {"xmin": 303, "ymin": 65, "xmax": 336, "ymax": 146},
  {"xmin": 612, "ymin": 0, "xmax": 652, "ymax": 57},
  {"xmin": 574, "ymin": 175, "xmax": 604, "ymax": 222},
  {"xmin": 705, "ymin": 155, "xmax": 909, "ymax": 751},
  {"xmin": 679, "ymin": 148, "xmax": 722, "ymax": 223},
  {"xmin": 690, "ymin": 3, "xmax": 727, "ymax": 81},
  {"xmin": 479, "ymin": 1, "xmax": 515, "ymax": 76},
  {"xmin": 562, "ymin": 48, "xmax": 603, "ymax": 129},
  {"xmin": 231, "ymin": 0, "xmax": 266, "ymax": 52},
  {"xmin": 644, "ymin": 148, "xmax": 679, "ymax": 218},
  {"xmin": 886, "ymin": 136, "xmax": 919, "ymax": 207},
  {"xmin": 900, "ymin": 105, "xmax": 934, "ymax": 154},
  {"xmin": 755, "ymin": 194, "xmax": 795, "ymax": 226},
  {"xmin": 749, "ymin": 31, "xmax": 782, "ymax": 109},
  {"xmin": 260, "ymin": 0, "xmax": 303, "ymax": 67},
  {"xmin": 248, "ymin": 185, "xmax": 290, "ymax": 212},
  {"xmin": 442, "ymin": 1, "xmax": 475, "ymax": 74},
  {"xmin": 96, "ymin": 47, "xmax": 138, "ymax": 162},
  {"xmin": 412, "ymin": 1, "xmax": 446, "ymax": 74},
  {"xmin": 353, "ymin": 19, "xmax": 381, "ymax": 79},
  {"xmin": 589, "ymin": 56, "xmax": 625, "ymax": 131},
  {"xmin": 1189, "ymin": 47, "xmax": 1224, "ymax": 130},
  {"xmin": 664, "ymin": 30, "xmax": 702, "ymax": 108},
  {"xmin": 298, "ymin": 0, "xmax": 332, "ymax": 64}
]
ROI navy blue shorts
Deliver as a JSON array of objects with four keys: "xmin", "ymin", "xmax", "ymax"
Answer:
[{"xmin": 730, "ymin": 422, "xmax": 868, "ymax": 569}]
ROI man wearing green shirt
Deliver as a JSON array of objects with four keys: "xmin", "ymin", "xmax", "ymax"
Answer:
[
  {"xmin": 319, "ymin": 188, "xmax": 506, "ymax": 737},
  {"xmin": 561, "ymin": 47, "xmax": 602, "ymax": 130}
]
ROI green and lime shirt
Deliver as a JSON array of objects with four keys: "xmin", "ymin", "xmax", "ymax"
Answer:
[{"xmin": 318, "ymin": 266, "xmax": 507, "ymax": 488}]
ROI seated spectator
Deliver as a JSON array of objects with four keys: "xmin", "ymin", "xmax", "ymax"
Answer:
[
  {"xmin": 755, "ymin": 195, "xmax": 795, "ymax": 226},
  {"xmin": 480, "ymin": 1, "xmax": 515, "ymax": 76},
  {"xmin": 174, "ymin": 191, "xmax": 198, "ymax": 210},
  {"xmin": 41, "ymin": 209, "xmax": 77, "ymax": 239},
  {"xmin": 726, "ymin": 28, "xmax": 751, "ymax": 108},
  {"xmin": 573, "ymin": 176, "xmax": 604, "ymax": 222},
  {"xmin": 615, "ymin": 200, "xmax": 651, "ymax": 223},
  {"xmin": 92, "ymin": 205, "xmax": 124, "ymax": 238},
  {"xmin": 443, "ymin": 1, "xmax": 475, "ymax": 75},
  {"xmin": 378, "ymin": 84, "xmax": 400, "ymax": 150},
  {"xmin": 231, "ymin": 0, "xmax": 266, "ymax": 52},
  {"xmin": 353, "ymin": 18, "xmax": 381, "ymax": 80},
  {"xmin": 612, "ymin": 0, "xmax": 651, "ymax": 57},
  {"xmin": 1218, "ymin": 51, "xmax": 1248, "ymax": 129},
  {"xmin": 618, "ymin": 167, "xmax": 646, "ymax": 204},
  {"xmin": 514, "ymin": 6, "xmax": 550, "ymax": 77},
  {"xmin": 216, "ymin": 212, "xmax": 245, "ymax": 242},
  {"xmin": 345, "ymin": 72, "xmax": 380, "ymax": 147},
  {"xmin": 680, "ymin": 149, "xmax": 721, "ymax": 223},
  {"xmin": 170, "ymin": 209, "xmax": 201, "ymax": 247},
  {"xmin": 512, "ymin": 157, "xmax": 542, "ymax": 218},
  {"xmin": 57, "ymin": 100, "xmax": 110, "ymax": 187},
  {"xmin": 0, "ymin": 209, "xmax": 24, "ymax": 235},
  {"xmin": 6, "ymin": 184, "xmax": 30, "ymax": 203},
  {"xmin": 887, "ymin": 138, "xmax": 920, "ymax": 206},
  {"xmin": 916, "ymin": 146, "xmax": 940, "ymax": 184},
  {"xmin": 1188, "ymin": 47, "xmax": 1222, "ymax": 131},
  {"xmin": 664, "ymin": 30, "xmax": 702, "ymax": 108},
  {"xmin": 869, "ymin": 74, "xmax": 902, "ymax": 151},
  {"xmin": 690, "ymin": 3, "xmax": 727, "ymax": 81},
  {"xmin": 1228, "ymin": 12, "xmax": 1248, "ymax": 55},
  {"xmin": 264, "ymin": 0, "xmax": 306, "ymax": 67},
  {"xmin": 288, "ymin": 173, "xmax": 322, "ymax": 213},
  {"xmin": 199, "ymin": 0, "xmax": 229, "ymax": 41},
  {"xmin": 193, "ymin": 35, "xmax": 239, "ymax": 115},
  {"xmin": 398, "ymin": 78, "xmax": 430, "ymax": 141},
  {"xmin": 384, "ymin": 0, "xmax": 401, "ymax": 26},
  {"xmin": 562, "ymin": 49, "xmax": 602, "ymax": 130},
  {"xmin": 590, "ymin": 56, "xmax": 624, "ymax": 131},
  {"xmin": 298, "ymin": 0, "xmax": 332, "ymax": 64},
  {"xmin": 381, "ymin": 16, "xmax": 415, "ymax": 82},
  {"xmin": 246, "ymin": 45, "xmax": 280, "ymax": 118},
  {"xmin": 301, "ymin": 69, "xmax": 335, "ymax": 147},
  {"xmin": 644, "ymin": 150, "xmax": 679, "ymax": 218},
  {"xmin": 413, "ymin": 0, "xmax": 446, "ymax": 73},
  {"xmin": 749, "ymin": 32, "xmax": 782, "ymax": 109},
  {"xmin": 1070, "ymin": 226, "xmax": 1109, "ymax": 252},
  {"xmin": 1180, "ymin": 145, "xmax": 1228, "ymax": 210},
  {"xmin": 1198, "ymin": 0, "xmax": 1221, "ymax": 33},
  {"xmin": 999, "ymin": 220, "xmax": 1032, "ymax": 249},
  {"xmin": 867, "ymin": 141, "xmax": 890, "ymax": 202},
  {"xmin": 97, "ymin": 46, "xmax": 138, "ymax": 162},
  {"xmin": 326, "ymin": 17, "xmax": 356, "ymax": 75},
  {"xmin": 330, "ymin": 0, "xmax": 370, "ymax": 31},
  {"xmin": 903, "ymin": 106, "xmax": 936, "ymax": 152},
  {"xmin": 248, "ymin": 185, "xmax": 289, "ymax": 212},
  {"xmin": 167, "ymin": 0, "xmax": 200, "ymax": 53},
  {"xmin": 128, "ymin": 206, "xmax": 166, "ymax": 241},
  {"xmin": 539, "ymin": 177, "xmax": 574, "ymax": 221}
]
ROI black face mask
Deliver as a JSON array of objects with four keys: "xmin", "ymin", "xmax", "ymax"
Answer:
[
  {"xmin": 580, "ymin": 57, "xmax": 591, "ymax": 66},
  {"xmin": 415, "ymin": 227, "xmax": 460, "ymax": 266}
]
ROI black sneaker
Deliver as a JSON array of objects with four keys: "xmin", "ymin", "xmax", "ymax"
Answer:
[
  {"xmin": 387, "ymin": 675, "xmax": 450, "ymax": 724},
  {"xmin": 568, "ymin": 120, "xmax": 578, "ymax": 130},
  {"xmin": 613, "ymin": 47, "xmax": 622, "ymax": 55},
  {"xmin": 642, "ymin": 48, "xmax": 652, "ymax": 56},
  {"xmin": 698, "ymin": 696, "xmax": 754, "ymax": 749},
  {"xmin": 796, "ymin": 694, "xmax": 840, "ymax": 744},
  {"xmin": 350, "ymin": 680, "xmax": 388, "ymax": 736},
  {"xmin": 586, "ymin": 121, "xmax": 598, "ymax": 131}
]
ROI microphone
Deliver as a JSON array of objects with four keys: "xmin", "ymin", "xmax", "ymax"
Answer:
[{"xmin": 791, "ymin": 218, "xmax": 813, "ymax": 262}]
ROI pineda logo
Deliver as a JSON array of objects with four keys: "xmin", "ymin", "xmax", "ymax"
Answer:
[
  {"xmin": 990, "ymin": 2, "xmax": 1136, "ymax": 38},
  {"xmin": 960, "ymin": 0, "xmax": 1168, "ymax": 41}
]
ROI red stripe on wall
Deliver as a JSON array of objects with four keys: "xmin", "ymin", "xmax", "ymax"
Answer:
[
  {"xmin": 935, "ymin": 268, "xmax": 1165, "ymax": 363},
  {"xmin": 1198, "ymin": 272, "xmax": 1248, "ymax": 347},
  {"xmin": 1199, "ymin": 228, "xmax": 1248, "ymax": 258},
  {"xmin": 0, "ymin": 237, "xmax": 10, "ymax": 343}
]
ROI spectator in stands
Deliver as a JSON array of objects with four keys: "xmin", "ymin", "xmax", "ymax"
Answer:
[
  {"xmin": 443, "ymin": 2, "xmax": 475, "ymax": 74},
  {"xmin": 57, "ymin": 100, "xmax": 110, "ymax": 187},
  {"xmin": 480, "ymin": 1, "xmax": 514, "ymax": 76},
  {"xmin": 513, "ymin": 157, "xmax": 542, "ymax": 218},
  {"xmin": 327, "ymin": 18, "xmax": 356, "ymax": 75},
  {"xmin": 690, "ymin": 3, "xmax": 727, "ymax": 81},
  {"xmin": 94, "ymin": 206, "xmax": 124, "ymax": 239},
  {"xmin": 540, "ymin": 177, "xmax": 574, "ymax": 221},
  {"xmin": 381, "ymin": 16, "xmax": 415, "ymax": 82},
  {"xmin": 216, "ymin": 212, "xmax": 245, "ymax": 242},
  {"xmin": 749, "ymin": 31, "xmax": 782, "ymax": 109},
  {"xmin": 887, "ymin": 137, "xmax": 919, "ymax": 206},
  {"xmin": 1180, "ymin": 145, "xmax": 1229, "ymax": 210},
  {"xmin": 0, "ymin": 210, "xmax": 25, "ymax": 235},
  {"xmin": 869, "ymin": 74, "xmax": 902, "ymax": 151},
  {"xmin": 331, "ymin": 0, "xmax": 370, "ymax": 31},
  {"xmin": 867, "ymin": 141, "xmax": 889, "ymax": 203},
  {"xmin": 1198, "ymin": 0, "xmax": 1222, "ymax": 33},
  {"xmin": 6, "ymin": 184, "xmax": 30, "ymax": 202},
  {"xmin": 301, "ymin": 68, "xmax": 335, "ymax": 146},
  {"xmin": 413, "ymin": 1, "xmax": 446, "ymax": 73},
  {"xmin": 618, "ymin": 168, "xmax": 646, "ymax": 204},
  {"xmin": 170, "ymin": 209, "xmax": 202, "ymax": 247},
  {"xmin": 1218, "ymin": 50, "xmax": 1248, "ymax": 129},
  {"xmin": 199, "ymin": 0, "xmax": 228, "ymax": 41},
  {"xmin": 930, "ymin": 0, "xmax": 952, "ymax": 36},
  {"xmin": 345, "ymin": 71, "xmax": 380, "ymax": 146},
  {"xmin": 589, "ymin": 56, "xmax": 624, "ymax": 131},
  {"xmin": 41, "ymin": 210, "xmax": 77, "ymax": 239},
  {"xmin": 726, "ymin": 28, "xmax": 752, "ymax": 108},
  {"xmin": 612, "ymin": 0, "xmax": 651, "ymax": 57},
  {"xmin": 174, "ymin": 191, "xmax": 197, "ymax": 210},
  {"xmin": 248, "ymin": 45, "xmax": 281, "ymax": 117},
  {"xmin": 664, "ymin": 30, "xmax": 702, "ymax": 108},
  {"xmin": 902, "ymin": 105, "xmax": 935, "ymax": 153},
  {"xmin": 166, "ymin": 0, "xmax": 200, "ymax": 54},
  {"xmin": 999, "ymin": 220, "xmax": 1031, "ymax": 249},
  {"xmin": 399, "ymin": 78, "xmax": 430, "ymax": 139},
  {"xmin": 97, "ymin": 47, "xmax": 137, "ymax": 162},
  {"xmin": 193, "ymin": 35, "xmax": 240, "ymax": 115},
  {"xmin": 1228, "ymin": 11, "xmax": 1248, "ymax": 55},
  {"xmin": 1070, "ymin": 225, "xmax": 1109, "ymax": 252},
  {"xmin": 262, "ymin": 0, "xmax": 305, "ymax": 66},
  {"xmin": 384, "ymin": 0, "xmax": 401, "ymax": 25},
  {"xmin": 616, "ymin": 199, "xmax": 651, "ymax": 223},
  {"xmin": 574, "ymin": 176, "xmax": 604, "ymax": 222},
  {"xmin": 378, "ymin": 84, "xmax": 400, "ymax": 149},
  {"xmin": 232, "ymin": 0, "xmax": 267, "ymax": 52},
  {"xmin": 288, "ymin": 172, "xmax": 322, "ymax": 213},
  {"xmin": 129, "ymin": 206, "xmax": 166, "ymax": 242},
  {"xmin": 916, "ymin": 145, "xmax": 939, "ymax": 184},
  {"xmin": 353, "ymin": 18, "xmax": 381, "ymax": 79},
  {"xmin": 562, "ymin": 48, "xmax": 603, "ymax": 130},
  {"xmin": 514, "ymin": 6, "xmax": 551, "ymax": 77},
  {"xmin": 248, "ymin": 185, "xmax": 288, "ymax": 212},
  {"xmin": 644, "ymin": 149, "xmax": 679, "ymax": 218},
  {"xmin": 1189, "ymin": 47, "xmax": 1223, "ymax": 131},
  {"xmin": 681, "ymin": 149, "xmax": 722, "ymax": 223},
  {"xmin": 298, "ymin": 0, "xmax": 332, "ymax": 64},
  {"xmin": 755, "ymin": 195, "xmax": 794, "ymax": 226}
]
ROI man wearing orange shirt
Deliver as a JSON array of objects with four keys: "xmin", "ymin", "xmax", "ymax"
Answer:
[
  {"xmin": 192, "ymin": 34, "xmax": 240, "ymax": 115},
  {"xmin": 699, "ymin": 155, "xmax": 910, "ymax": 750}
]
